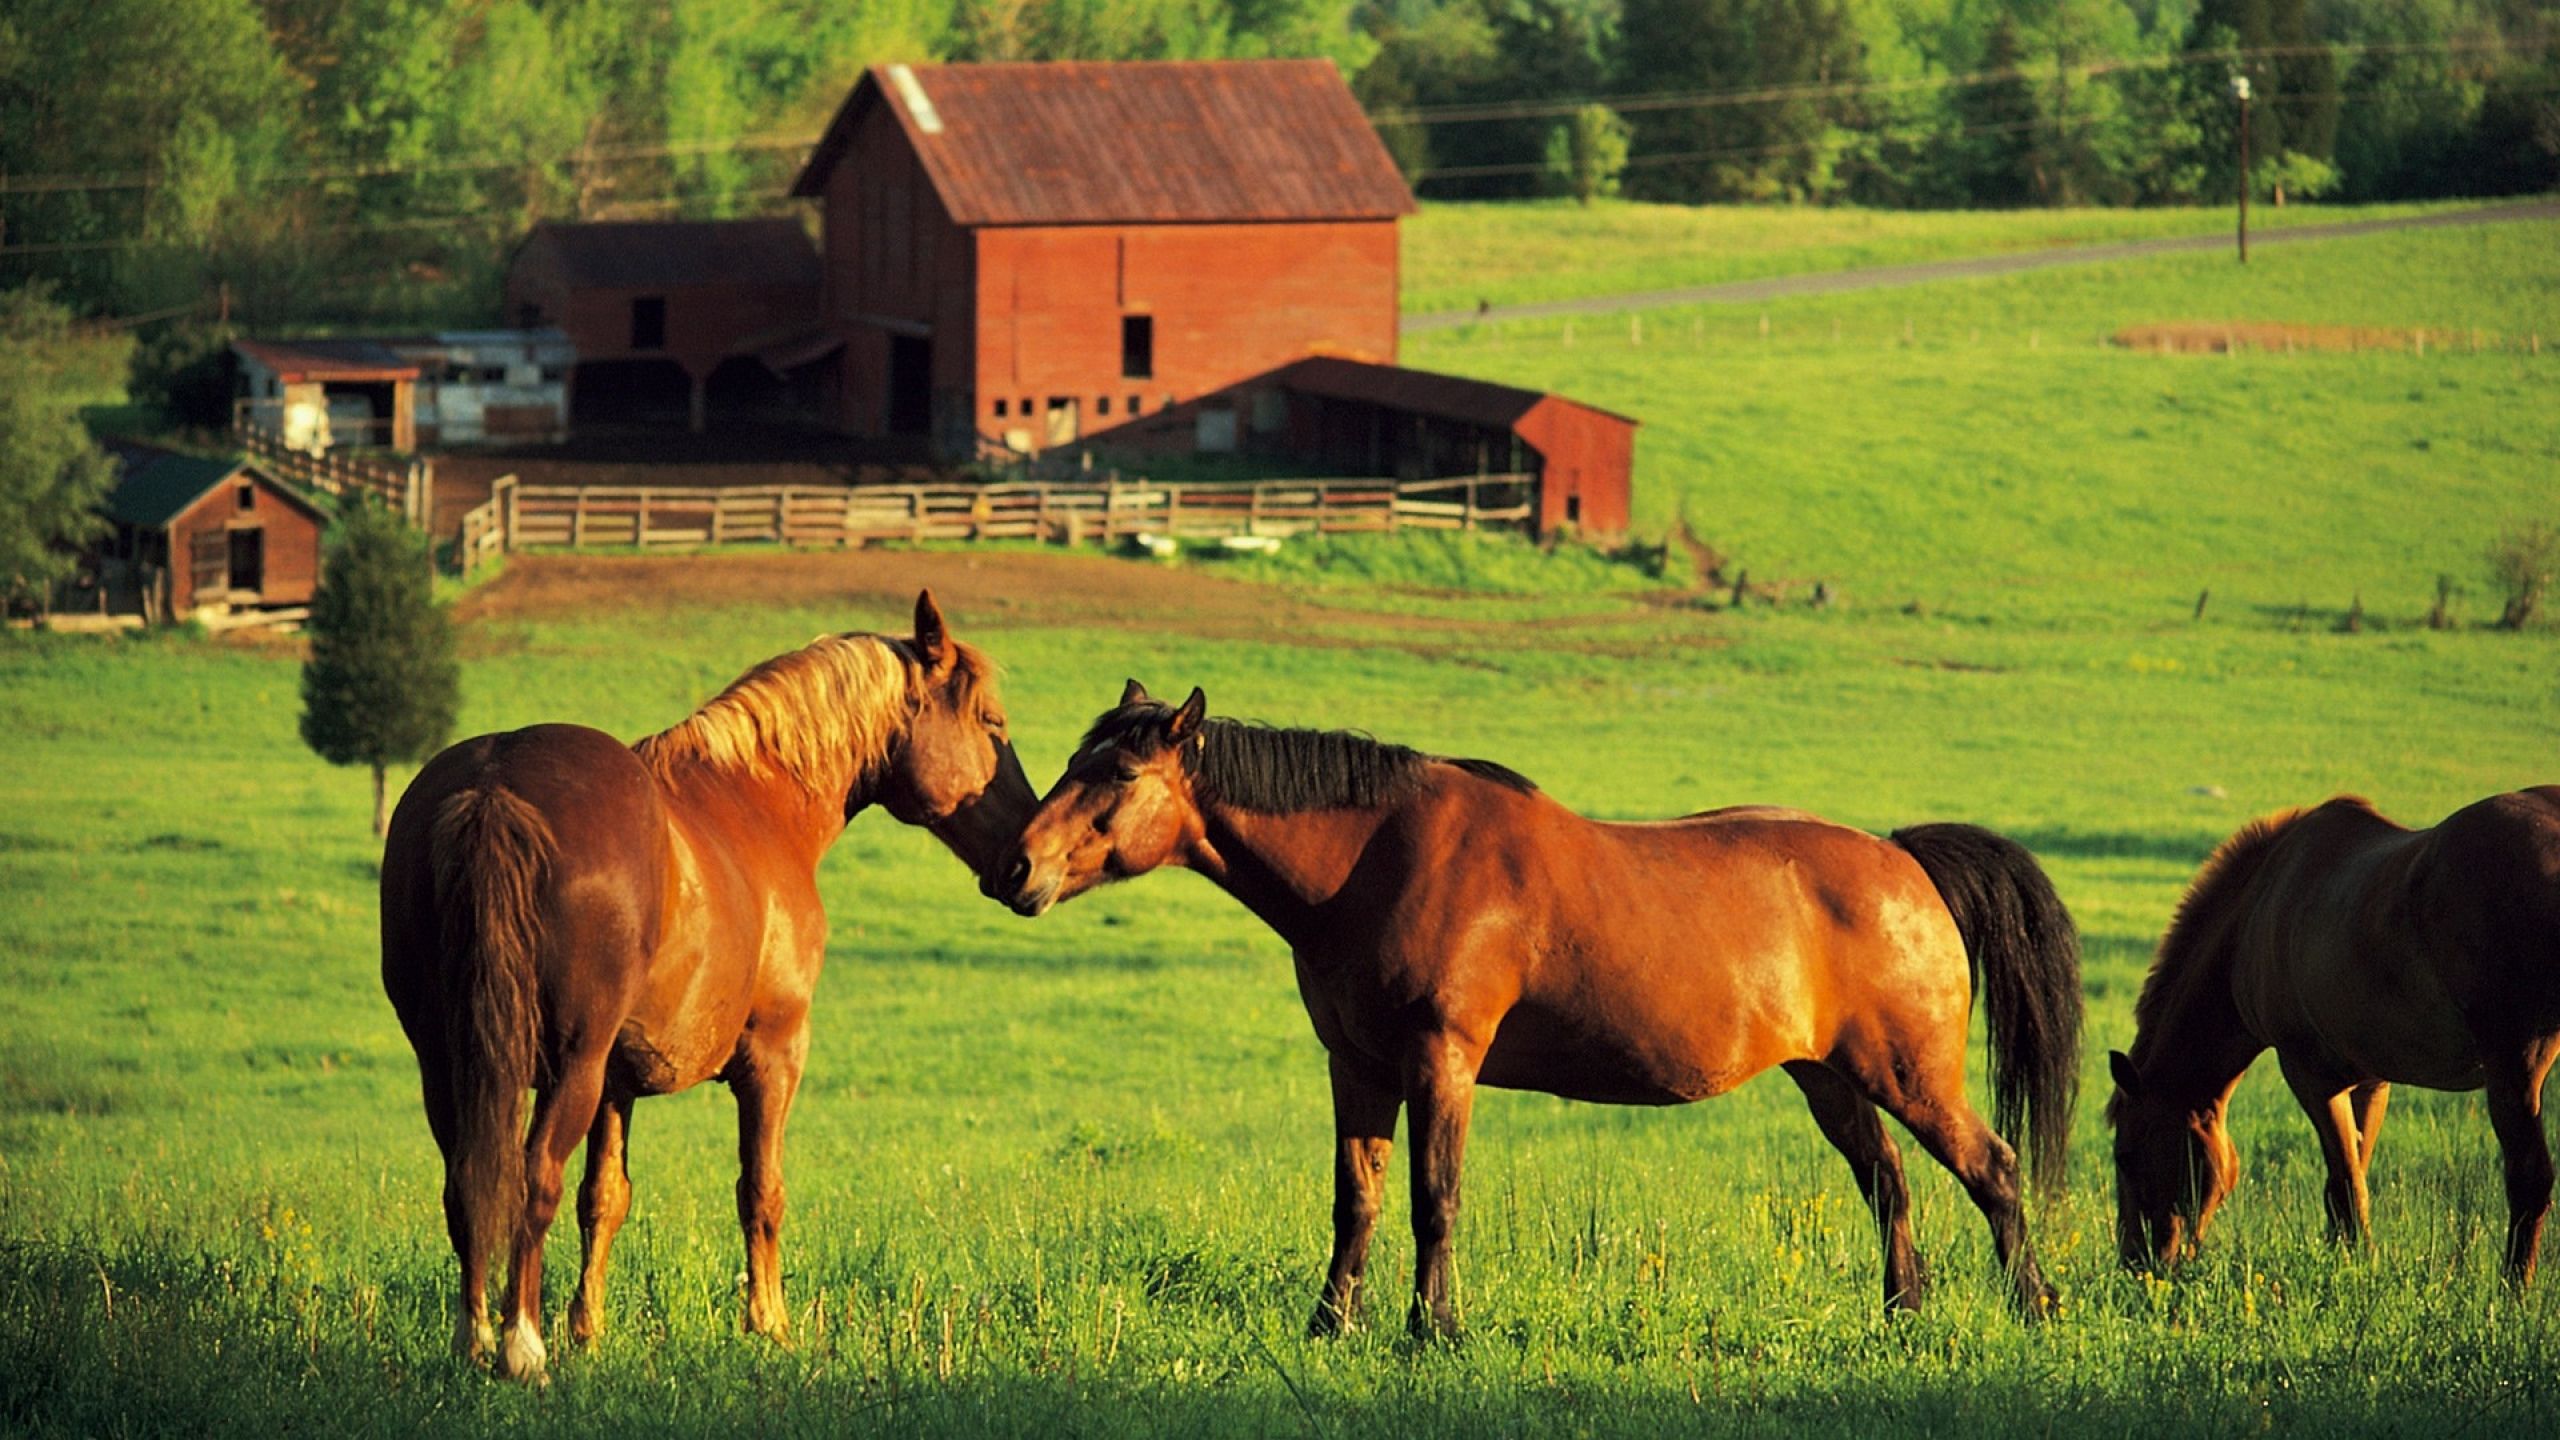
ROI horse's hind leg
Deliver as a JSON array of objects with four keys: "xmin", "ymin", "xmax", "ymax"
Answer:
[
  {"xmin": 1783, "ymin": 1061, "xmax": 1927, "ymax": 1311},
  {"xmin": 731, "ymin": 1018, "xmax": 809, "ymax": 1339},
  {"xmin": 498, "ymin": 1046, "xmax": 610, "ymax": 1383},
  {"xmin": 1884, "ymin": 1088, "xmax": 2054, "ymax": 1319},
  {"xmin": 569, "ymin": 1095, "xmax": 635, "ymax": 1346},
  {"xmin": 2485, "ymin": 1041, "xmax": 2560, "ymax": 1286},
  {"xmin": 1310, "ymin": 1050, "xmax": 1400, "ymax": 1337}
]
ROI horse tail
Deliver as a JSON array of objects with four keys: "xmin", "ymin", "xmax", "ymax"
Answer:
[
  {"xmin": 1890, "ymin": 823, "xmax": 2083, "ymax": 1197},
  {"xmin": 429, "ymin": 785, "xmax": 554, "ymax": 1283}
]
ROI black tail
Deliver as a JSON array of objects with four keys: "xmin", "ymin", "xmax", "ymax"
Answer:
[
  {"xmin": 1891, "ymin": 823, "xmax": 2083, "ymax": 1197},
  {"xmin": 429, "ymin": 786, "xmax": 552, "ymax": 1290}
]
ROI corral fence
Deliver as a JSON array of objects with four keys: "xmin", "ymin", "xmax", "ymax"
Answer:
[
  {"xmin": 450, "ymin": 473, "xmax": 1534, "ymax": 572},
  {"xmin": 234, "ymin": 421, "xmax": 433, "ymax": 523}
]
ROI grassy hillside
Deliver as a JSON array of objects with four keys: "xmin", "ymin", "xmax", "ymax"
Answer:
[
  {"xmin": 1407, "ymin": 219, "xmax": 2560, "ymax": 626},
  {"xmin": 1401, "ymin": 197, "xmax": 2471, "ymax": 315},
  {"xmin": 2, "ymin": 211, "xmax": 2556, "ymax": 1437}
]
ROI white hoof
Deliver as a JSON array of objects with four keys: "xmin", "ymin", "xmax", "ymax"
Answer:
[{"xmin": 499, "ymin": 1317, "xmax": 549, "ymax": 1384}]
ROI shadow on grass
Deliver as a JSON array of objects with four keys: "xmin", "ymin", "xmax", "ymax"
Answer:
[{"xmin": 2008, "ymin": 824, "xmax": 2223, "ymax": 867}]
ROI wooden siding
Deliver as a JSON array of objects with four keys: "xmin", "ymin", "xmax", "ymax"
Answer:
[
  {"xmin": 1518, "ymin": 397, "xmax": 1634, "ymax": 535},
  {"xmin": 164, "ymin": 473, "xmax": 324, "ymax": 613}
]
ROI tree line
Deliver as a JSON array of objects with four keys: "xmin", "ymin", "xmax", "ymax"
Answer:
[{"xmin": 0, "ymin": 0, "xmax": 2551, "ymax": 328}]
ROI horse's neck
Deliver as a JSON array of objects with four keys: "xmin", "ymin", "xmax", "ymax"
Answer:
[
  {"xmin": 2131, "ymin": 920, "xmax": 2264, "ymax": 1110},
  {"xmin": 1197, "ymin": 799, "xmax": 1397, "ymax": 948}
]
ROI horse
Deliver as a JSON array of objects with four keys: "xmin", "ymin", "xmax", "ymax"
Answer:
[
  {"xmin": 2107, "ymin": 787, "xmax": 2560, "ymax": 1282},
  {"xmin": 380, "ymin": 591, "xmax": 1032, "ymax": 1382},
  {"xmin": 993, "ymin": 682, "xmax": 2084, "ymax": 1336}
]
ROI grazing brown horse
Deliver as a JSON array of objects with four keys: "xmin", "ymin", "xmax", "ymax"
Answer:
[
  {"xmin": 380, "ymin": 592, "xmax": 1031, "ymax": 1382},
  {"xmin": 995, "ymin": 683, "xmax": 2083, "ymax": 1336},
  {"xmin": 2109, "ymin": 787, "xmax": 2560, "ymax": 1282}
]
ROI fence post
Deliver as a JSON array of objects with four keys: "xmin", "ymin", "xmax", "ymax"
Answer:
[
  {"xmin": 636, "ymin": 491, "xmax": 651, "ymax": 550},
  {"xmin": 501, "ymin": 476, "xmax": 519, "ymax": 554}
]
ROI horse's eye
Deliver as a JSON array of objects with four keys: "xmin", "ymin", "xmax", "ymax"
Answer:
[{"xmin": 1115, "ymin": 763, "xmax": 1143, "ymax": 784}]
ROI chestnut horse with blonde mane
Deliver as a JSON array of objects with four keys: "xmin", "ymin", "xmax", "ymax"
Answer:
[
  {"xmin": 996, "ymin": 683, "xmax": 2083, "ymax": 1336},
  {"xmin": 381, "ymin": 592, "xmax": 1030, "ymax": 1382},
  {"xmin": 2109, "ymin": 787, "xmax": 2560, "ymax": 1281}
]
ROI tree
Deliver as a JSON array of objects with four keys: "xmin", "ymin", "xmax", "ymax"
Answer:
[
  {"xmin": 1545, "ymin": 104, "xmax": 1633, "ymax": 203},
  {"xmin": 2488, "ymin": 519, "xmax": 2559, "ymax": 631},
  {"xmin": 299, "ymin": 501, "xmax": 461, "ymax": 836},
  {"xmin": 0, "ymin": 286, "xmax": 129, "ymax": 615}
]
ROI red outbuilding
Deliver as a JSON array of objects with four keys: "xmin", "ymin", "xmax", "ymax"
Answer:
[{"xmin": 96, "ymin": 442, "xmax": 328, "ymax": 622}]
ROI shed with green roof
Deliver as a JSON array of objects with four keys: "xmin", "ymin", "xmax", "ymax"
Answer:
[{"xmin": 97, "ymin": 443, "xmax": 328, "ymax": 621}]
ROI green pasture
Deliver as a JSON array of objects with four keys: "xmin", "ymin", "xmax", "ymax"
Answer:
[
  {"xmin": 1400, "ymin": 197, "xmax": 2473, "ymax": 316},
  {"xmin": 3, "ymin": 213, "xmax": 2558, "ymax": 1436},
  {"xmin": 1408, "ymin": 218, "xmax": 2560, "ymax": 627}
]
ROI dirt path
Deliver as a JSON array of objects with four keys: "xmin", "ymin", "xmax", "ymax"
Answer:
[
  {"xmin": 453, "ymin": 550, "xmax": 1718, "ymax": 659},
  {"xmin": 1401, "ymin": 199, "xmax": 2560, "ymax": 334}
]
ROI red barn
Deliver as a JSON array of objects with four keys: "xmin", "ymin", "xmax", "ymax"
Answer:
[{"xmin": 790, "ymin": 60, "xmax": 1414, "ymax": 458}]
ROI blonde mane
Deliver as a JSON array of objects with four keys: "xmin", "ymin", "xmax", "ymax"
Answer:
[{"xmin": 635, "ymin": 633, "xmax": 971, "ymax": 801}]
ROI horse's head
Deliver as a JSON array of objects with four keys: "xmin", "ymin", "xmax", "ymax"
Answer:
[
  {"xmin": 877, "ymin": 590, "xmax": 1035, "ymax": 882},
  {"xmin": 994, "ymin": 679, "xmax": 1211, "ymax": 917},
  {"xmin": 2107, "ymin": 1049, "xmax": 2238, "ymax": 1270}
]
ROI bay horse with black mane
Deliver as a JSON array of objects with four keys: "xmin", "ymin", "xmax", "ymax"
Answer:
[
  {"xmin": 2108, "ymin": 787, "xmax": 2560, "ymax": 1282},
  {"xmin": 381, "ymin": 592, "xmax": 1030, "ymax": 1382},
  {"xmin": 995, "ymin": 683, "xmax": 2083, "ymax": 1336}
]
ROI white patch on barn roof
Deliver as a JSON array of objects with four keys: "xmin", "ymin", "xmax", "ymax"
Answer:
[{"xmin": 888, "ymin": 65, "xmax": 943, "ymax": 135}]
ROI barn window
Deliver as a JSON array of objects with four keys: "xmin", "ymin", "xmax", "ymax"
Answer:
[
  {"xmin": 1121, "ymin": 316, "xmax": 1153, "ymax": 379},
  {"xmin": 1096, "ymin": 396, "xmax": 1111, "ymax": 417},
  {"xmin": 1127, "ymin": 394, "xmax": 1142, "ymax": 415},
  {"xmin": 1566, "ymin": 495, "xmax": 1583, "ymax": 525},
  {"xmin": 236, "ymin": 482, "xmax": 255, "ymax": 512},
  {"xmin": 1019, "ymin": 397, "xmax": 1031, "ymax": 416},
  {"xmin": 993, "ymin": 398, "xmax": 1008, "ymax": 418},
  {"xmin": 631, "ymin": 297, "xmax": 667, "ymax": 350}
]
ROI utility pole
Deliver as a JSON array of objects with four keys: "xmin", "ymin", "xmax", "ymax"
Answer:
[{"xmin": 2231, "ymin": 73, "xmax": 2252, "ymax": 265}]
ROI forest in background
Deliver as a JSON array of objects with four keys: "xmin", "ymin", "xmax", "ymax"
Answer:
[{"xmin": 0, "ymin": 0, "xmax": 2551, "ymax": 331}]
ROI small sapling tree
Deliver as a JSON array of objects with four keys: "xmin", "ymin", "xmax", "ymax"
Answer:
[
  {"xmin": 299, "ymin": 499, "xmax": 459, "ymax": 836},
  {"xmin": 2488, "ymin": 519, "xmax": 2559, "ymax": 630}
]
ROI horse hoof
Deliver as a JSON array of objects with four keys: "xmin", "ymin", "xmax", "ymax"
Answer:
[{"xmin": 499, "ymin": 1320, "xmax": 550, "ymax": 1385}]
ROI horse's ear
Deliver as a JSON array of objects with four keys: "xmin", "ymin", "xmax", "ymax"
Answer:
[
  {"xmin": 1167, "ymin": 686, "xmax": 1207, "ymax": 740},
  {"xmin": 913, "ymin": 589, "xmax": 953, "ymax": 673},
  {"xmin": 2109, "ymin": 1050, "xmax": 2143, "ymax": 1096},
  {"xmin": 1119, "ymin": 677, "xmax": 1150, "ymax": 708}
]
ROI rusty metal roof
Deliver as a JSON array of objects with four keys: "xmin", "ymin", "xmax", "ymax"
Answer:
[
  {"xmin": 791, "ymin": 61, "xmax": 1415, "ymax": 225},
  {"xmin": 1271, "ymin": 357, "xmax": 1640, "ymax": 431},
  {"xmin": 232, "ymin": 338, "xmax": 420, "ymax": 383},
  {"xmin": 512, "ymin": 219, "xmax": 820, "ymax": 291}
]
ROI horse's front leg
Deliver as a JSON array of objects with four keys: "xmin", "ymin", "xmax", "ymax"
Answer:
[
  {"xmin": 731, "ymin": 1018, "xmax": 810, "ymax": 1337},
  {"xmin": 1310, "ymin": 1050, "xmax": 1400, "ymax": 1337},
  {"xmin": 1402, "ymin": 1027, "xmax": 1485, "ymax": 1341},
  {"xmin": 2484, "ymin": 1043, "xmax": 2560, "ymax": 1287},
  {"xmin": 2277, "ymin": 1051, "xmax": 2372, "ymax": 1245}
]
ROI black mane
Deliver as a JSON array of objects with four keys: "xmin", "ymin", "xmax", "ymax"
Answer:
[{"xmin": 1079, "ymin": 705, "xmax": 1536, "ymax": 815}]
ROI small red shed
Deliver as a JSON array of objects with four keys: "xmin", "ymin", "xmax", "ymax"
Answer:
[
  {"xmin": 1259, "ymin": 358, "xmax": 1636, "ymax": 535},
  {"xmin": 505, "ymin": 219, "xmax": 823, "ymax": 432},
  {"xmin": 99, "ymin": 442, "xmax": 328, "ymax": 621},
  {"xmin": 790, "ymin": 60, "xmax": 1414, "ymax": 458}
]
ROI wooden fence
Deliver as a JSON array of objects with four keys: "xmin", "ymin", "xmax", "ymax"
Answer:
[
  {"xmin": 234, "ymin": 421, "xmax": 431, "ymax": 522},
  {"xmin": 450, "ymin": 474, "xmax": 1533, "ymax": 570}
]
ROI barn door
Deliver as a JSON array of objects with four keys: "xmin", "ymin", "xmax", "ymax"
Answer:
[
  {"xmin": 886, "ymin": 335, "xmax": 931, "ymax": 436},
  {"xmin": 227, "ymin": 528, "xmax": 264, "ymax": 595},
  {"xmin": 189, "ymin": 529, "xmax": 228, "ymax": 608}
]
